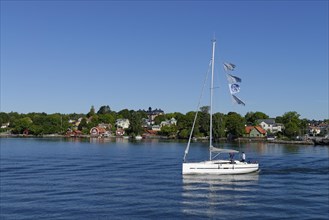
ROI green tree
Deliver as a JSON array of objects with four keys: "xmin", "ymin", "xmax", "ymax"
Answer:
[
  {"xmin": 181, "ymin": 111, "xmax": 201, "ymax": 137},
  {"xmin": 284, "ymin": 122, "xmax": 299, "ymax": 138},
  {"xmin": 30, "ymin": 114, "xmax": 62, "ymax": 135},
  {"xmin": 160, "ymin": 125, "xmax": 178, "ymax": 137},
  {"xmin": 98, "ymin": 114, "xmax": 115, "ymax": 125},
  {"xmin": 46, "ymin": 114, "xmax": 62, "ymax": 134},
  {"xmin": 30, "ymin": 124, "xmax": 44, "ymax": 135},
  {"xmin": 213, "ymin": 112, "xmax": 226, "ymax": 139},
  {"xmin": 226, "ymin": 112, "xmax": 245, "ymax": 138},
  {"xmin": 89, "ymin": 115, "xmax": 100, "ymax": 128},
  {"xmin": 281, "ymin": 111, "xmax": 301, "ymax": 124},
  {"xmin": 281, "ymin": 111, "xmax": 302, "ymax": 139},
  {"xmin": 154, "ymin": 115, "xmax": 167, "ymax": 125},
  {"xmin": 245, "ymin": 111, "xmax": 269, "ymax": 125},
  {"xmin": 117, "ymin": 109, "xmax": 131, "ymax": 119},
  {"xmin": 8, "ymin": 112, "xmax": 21, "ymax": 126},
  {"xmin": 68, "ymin": 113, "xmax": 85, "ymax": 121},
  {"xmin": 178, "ymin": 129, "xmax": 190, "ymax": 139},
  {"xmin": 0, "ymin": 112, "xmax": 10, "ymax": 125},
  {"xmin": 164, "ymin": 113, "xmax": 176, "ymax": 119},
  {"xmin": 87, "ymin": 106, "xmax": 96, "ymax": 118},
  {"xmin": 127, "ymin": 111, "xmax": 143, "ymax": 136},
  {"xmin": 97, "ymin": 105, "xmax": 111, "ymax": 114},
  {"xmin": 12, "ymin": 117, "xmax": 33, "ymax": 134},
  {"xmin": 193, "ymin": 123, "xmax": 201, "ymax": 137},
  {"xmin": 299, "ymin": 118, "xmax": 309, "ymax": 136},
  {"xmin": 275, "ymin": 116, "xmax": 283, "ymax": 124},
  {"xmin": 198, "ymin": 111, "xmax": 209, "ymax": 137},
  {"xmin": 78, "ymin": 118, "xmax": 88, "ymax": 131},
  {"xmin": 200, "ymin": 106, "xmax": 210, "ymax": 114},
  {"xmin": 176, "ymin": 112, "xmax": 192, "ymax": 131},
  {"xmin": 60, "ymin": 114, "xmax": 71, "ymax": 133}
]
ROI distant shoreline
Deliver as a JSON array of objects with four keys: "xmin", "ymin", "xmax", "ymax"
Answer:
[{"xmin": 1, "ymin": 133, "xmax": 326, "ymax": 146}]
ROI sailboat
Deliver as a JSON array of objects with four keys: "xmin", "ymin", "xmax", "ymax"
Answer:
[{"xmin": 182, "ymin": 39, "xmax": 259, "ymax": 175}]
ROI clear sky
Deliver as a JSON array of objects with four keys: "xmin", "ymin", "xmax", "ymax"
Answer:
[{"xmin": 1, "ymin": 0, "xmax": 328, "ymax": 120}]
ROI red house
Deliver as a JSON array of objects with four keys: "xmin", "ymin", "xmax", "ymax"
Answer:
[
  {"xmin": 245, "ymin": 126, "xmax": 266, "ymax": 137},
  {"xmin": 90, "ymin": 127, "xmax": 107, "ymax": 137}
]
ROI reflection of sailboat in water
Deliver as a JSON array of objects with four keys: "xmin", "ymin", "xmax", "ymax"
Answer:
[
  {"xmin": 182, "ymin": 39, "xmax": 259, "ymax": 175},
  {"xmin": 182, "ymin": 174, "xmax": 259, "ymax": 217},
  {"xmin": 183, "ymin": 173, "xmax": 260, "ymax": 187}
]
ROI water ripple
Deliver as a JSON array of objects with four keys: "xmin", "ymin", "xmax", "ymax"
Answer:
[{"xmin": 1, "ymin": 139, "xmax": 328, "ymax": 219}]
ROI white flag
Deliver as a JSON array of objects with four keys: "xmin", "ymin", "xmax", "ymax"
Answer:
[
  {"xmin": 232, "ymin": 94, "xmax": 245, "ymax": 106},
  {"xmin": 228, "ymin": 83, "xmax": 240, "ymax": 94},
  {"xmin": 223, "ymin": 62, "xmax": 236, "ymax": 71},
  {"xmin": 226, "ymin": 73, "xmax": 242, "ymax": 84}
]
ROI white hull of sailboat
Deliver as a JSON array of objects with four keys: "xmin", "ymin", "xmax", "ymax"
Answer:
[{"xmin": 182, "ymin": 160, "xmax": 259, "ymax": 175}]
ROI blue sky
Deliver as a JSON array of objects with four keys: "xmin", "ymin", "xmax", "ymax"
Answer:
[{"xmin": 1, "ymin": 0, "xmax": 328, "ymax": 120}]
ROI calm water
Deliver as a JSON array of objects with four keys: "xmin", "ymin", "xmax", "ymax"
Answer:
[{"xmin": 0, "ymin": 138, "xmax": 328, "ymax": 219}]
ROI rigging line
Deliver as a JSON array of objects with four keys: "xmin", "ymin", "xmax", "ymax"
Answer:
[{"xmin": 183, "ymin": 59, "xmax": 212, "ymax": 162}]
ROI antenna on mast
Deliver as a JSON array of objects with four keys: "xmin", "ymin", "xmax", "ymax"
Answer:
[{"xmin": 212, "ymin": 32, "xmax": 216, "ymax": 42}]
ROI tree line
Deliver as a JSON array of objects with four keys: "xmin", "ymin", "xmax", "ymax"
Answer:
[{"xmin": 0, "ymin": 105, "xmax": 325, "ymax": 140}]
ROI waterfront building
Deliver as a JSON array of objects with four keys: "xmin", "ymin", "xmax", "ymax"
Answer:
[
  {"xmin": 256, "ymin": 119, "xmax": 284, "ymax": 133},
  {"xmin": 115, "ymin": 119, "xmax": 130, "ymax": 129},
  {"xmin": 244, "ymin": 126, "xmax": 267, "ymax": 138}
]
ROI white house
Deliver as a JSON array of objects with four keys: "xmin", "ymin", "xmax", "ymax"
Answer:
[
  {"xmin": 160, "ymin": 118, "xmax": 177, "ymax": 128},
  {"xmin": 1, "ymin": 122, "xmax": 10, "ymax": 129},
  {"xmin": 115, "ymin": 119, "xmax": 130, "ymax": 129},
  {"xmin": 151, "ymin": 125, "xmax": 161, "ymax": 131},
  {"xmin": 308, "ymin": 126, "xmax": 321, "ymax": 136},
  {"xmin": 68, "ymin": 117, "xmax": 83, "ymax": 127},
  {"xmin": 256, "ymin": 119, "xmax": 284, "ymax": 133}
]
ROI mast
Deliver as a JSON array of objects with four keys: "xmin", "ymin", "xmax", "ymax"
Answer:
[{"xmin": 209, "ymin": 39, "xmax": 216, "ymax": 160}]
